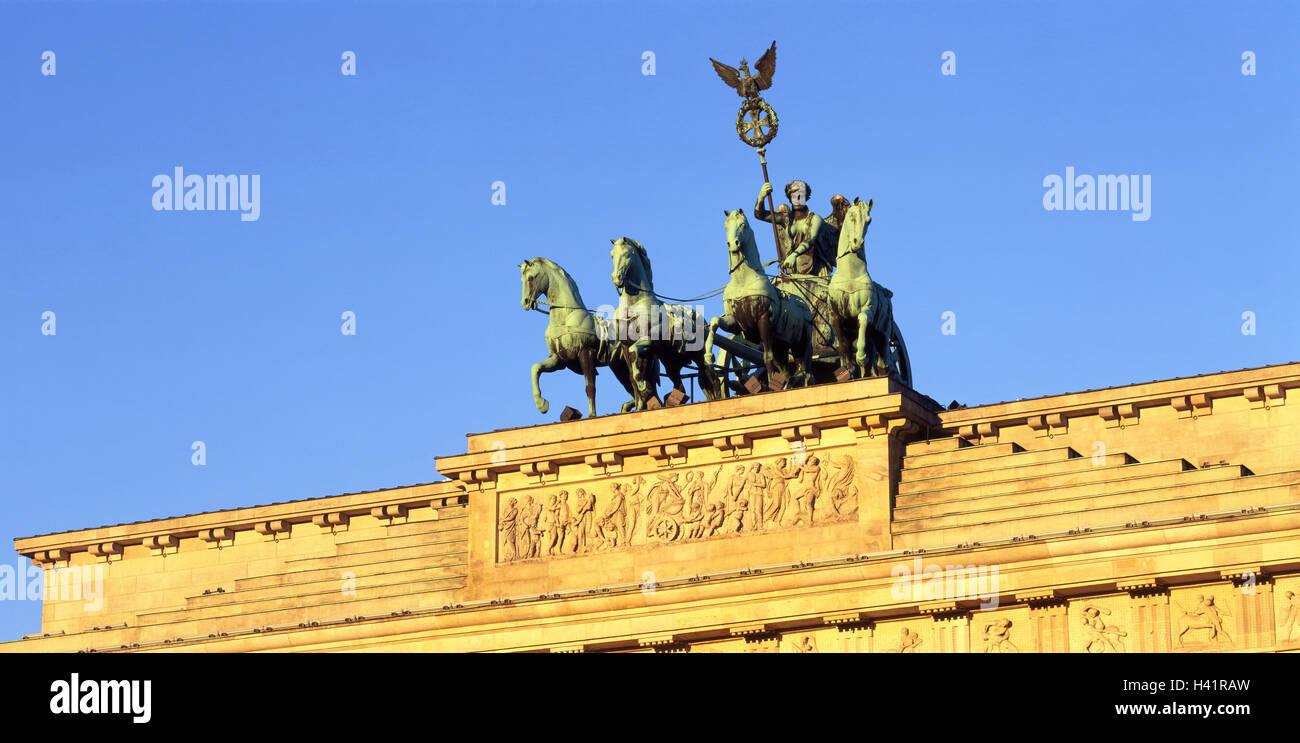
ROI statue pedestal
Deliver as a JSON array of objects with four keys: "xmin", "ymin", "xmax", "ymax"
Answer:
[{"xmin": 435, "ymin": 376, "xmax": 940, "ymax": 601}]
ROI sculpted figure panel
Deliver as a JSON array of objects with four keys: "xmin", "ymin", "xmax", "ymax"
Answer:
[
  {"xmin": 498, "ymin": 498, "xmax": 519, "ymax": 563},
  {"xmin": 981, "ymin": 618, "xmax": 1018, "ymax": 653},
  {"xmin": 1279, "ymin": 586, "xmax": 1300, "ymax": 648},
  {"xmin": 788, "ymin": 635, "xmax": 818, "ymax": 653},
  {"xmin": 1078, "ymin": 603, "xmax": 1128, "ymax": 653},
  {"xmin": 894, "ymin": 627, "xmax": 924, "ymax": 653},
  {"xmin": 1171, "ymin": 590, "xmax": 1234, "ymax": 650},
  {"xmin": 497, "ymin": 449, "xmax": 861, "ymax": 562},
  {"xmin": 872, "ymin": 619, "xmax": 930, "ymax": 653}
]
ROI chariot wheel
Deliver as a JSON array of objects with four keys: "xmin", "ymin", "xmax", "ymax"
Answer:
[
  {"xmin": 888, "ymin": 319, "xmax": 913, "ymax": 389},
  {"xmin": 650, "ymin": 517, "xmax": 681, "ymax": 542}
]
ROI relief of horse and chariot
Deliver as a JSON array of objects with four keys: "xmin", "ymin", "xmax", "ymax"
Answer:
[{"xmin": 519, "ymin": 42, "xmax": 912, "ymax": 419}]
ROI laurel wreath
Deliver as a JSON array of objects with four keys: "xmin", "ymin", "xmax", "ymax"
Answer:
[{"xmin": 735, "ymin": 99, "xmax": 779, "ymax": 147}]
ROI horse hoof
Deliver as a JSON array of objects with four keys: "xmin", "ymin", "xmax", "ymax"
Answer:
[{"xmin": 536, "ymin": 399, "xmax": 550, "ymax": 414}]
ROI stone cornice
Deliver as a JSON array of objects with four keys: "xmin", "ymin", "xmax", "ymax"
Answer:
[
  {"xmin": 14, "ymin": 480, "xmax": 466, "ymax": 561},
  {"xmin": 436, "ymin": 376, "xmax": 940, "ymax": 484},
  {"xmin": 939, "ymin": 363, "xmax": 1300, "ymax": 436},
  {"xmin": 9, "ymin": 509, "xmax": 1299, "ymax": 654}
]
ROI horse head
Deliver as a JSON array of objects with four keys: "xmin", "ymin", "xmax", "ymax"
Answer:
[
  {"xmin": 837, "ymin": 198, "xmax": 874, "ymax": 259},
  {"xmin": 609, "ymin": 237, "xmax": 651, "ymax": 294},
  {"xmin": 724, "ymin": 209, "xmax": 757, "ymax": 272},
  {"xmin": 520, "ymin": 258, "xmax": 547, "ymax": 311}
]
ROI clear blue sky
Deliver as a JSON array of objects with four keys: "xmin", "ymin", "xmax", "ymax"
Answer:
[{"xmin": 1, "ymin": 0, "xmax": 1296, "ymax": 639}]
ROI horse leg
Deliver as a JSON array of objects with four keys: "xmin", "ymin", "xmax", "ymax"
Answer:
[
  {"xmin": 798, "ymin": 331, "xmax": 814, "ymax": 387},
  {"xmin": 663, "ymin": 353, "xmax": 687, "ymax": 396},
  {"xmin": 704, "ymin": 314, "xmax": 734, "ymax": 367},
  {"xmin": 855, "ymin": 310, "xmax": 871, "ymax": 377},
  {"xmin": 778, "ymin": 340, "xmax": 803, "ymax": 388},
  {"xmin": 707, "ymin": 313, "xmax": 742, "ymax": 395},
  {"xmin": 782, "ymin": 339, "xmax": 804, "ymax": 387},
  {"xmin": 610, "ymin": 359, "xmax": 637, "ymax": 413},
  {"xmin": 633, "ymin": 338, "xmax": 660, "ymax": 406},
  {"xmin": 695, "ymin": 349, "xmax": 722, "ymax": 401},
  {"xmin": 531, "ymin": 353, "xmax": 563, "ymax": 414},
  {"xmin": 682, "ymin": 309, "xmax": 718, "ymax": 400},
  {"xmin": 578, "ymin": 346, "xmax": 597, "ymax": 419},
  {"xmin": 1216, "ymin": 622, "xmax": 1232, "ymax": 644},
  {"xmin": 620, "ymin": 345, "xmax": 647, "ymax": 410},
  {"xmin": 873, "ymin": 329, "xmax": 891, "ymax": 376},
  {"xmin": 833, "ymin": 314, "xmax": 856, "ymax": 378},
  {"xmin": 757, "ymin": 309, "xmax": 777, "ymax": 383},
  {"xmin": 772, "ymin": 340, "xmax": 790, "ymax": 385}
]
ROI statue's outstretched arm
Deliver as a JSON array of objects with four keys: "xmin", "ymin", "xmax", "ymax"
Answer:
[{"xmin": 754, "ymin": 182, "xmax": 775, "ymax": 223}]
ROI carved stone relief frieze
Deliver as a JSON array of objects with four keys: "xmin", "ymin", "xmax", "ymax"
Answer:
[
  {"xmin": 496, "ymin": 449, "xmax": 862, "ymax": 563},
  {"xmin": 1169, "ymin": 586, "xmax": 1236, "ymax": 651},
  {"xmin": 1073, "ymin": 598, "xmax": 1129, "ymax": 653}
]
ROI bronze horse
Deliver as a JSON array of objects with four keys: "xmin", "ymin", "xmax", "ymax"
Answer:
[
  {"xmin": 704, "ymin": 210, "xmax": 814, "ymax": 388},
  {"xmin": 520, "ymin": 257, "xmax": 655, "ymax": 417}
]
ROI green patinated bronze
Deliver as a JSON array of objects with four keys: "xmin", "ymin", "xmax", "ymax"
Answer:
[
  {"xmin": 520, "ymin": 258, "xmax": 652, "ymax": 419},
  {"xmin": 827, "ymin": 199, "xmax": 913, "ymax": 386},
  {"xmin": 515, "ymin": 42, "xmax": 914, "ymax": 419},
  {"xmin": 610, "ymin": 238, "xmax": 723, "ymax": 410},
  {"xmin": 703, "ymin": 209, "xmax": 814, "ymax": 388},
  {"xmin": 755, "ymin": 180, "xmax": 828, "ymax": 277}
]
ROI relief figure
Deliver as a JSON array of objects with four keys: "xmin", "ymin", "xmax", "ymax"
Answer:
[
  {"xmin": 982, "ymin": 618, "xmax": 1018, "ymax": 653},
  {"xmin": 1175, "ymin": 595, "xmax": 1232, "ymax": 648},
  {"xmin": 894, "ymin": 627, "xmax": 923, "ymax": 653},
  {"xmin": 599, "ymin": 484, "xmax": 628, "ymax": 548},
  {"xmin": 762, "ymin": 457, "xmax": 798, "ymax": 527},
  {"xmin": 519, "ymin": 496, "xmax": 541, "ymax": 559},
  {"xmin": 1080, "ymin": 605, "xmax": 1127, "ymax": 653},
  {"xmin": 557, "ymin": 491, "xmax": 574, "ymax": 554},
  {"xmin": 539, "ymin": 494, "xmax": 560, "ymax": 556},
  {"xmin": 571, "ymin": 488, "xmax": 595, "ymax": 554},
  {"xmin": 498, "ymin": 497, "xmax": 519, "ymax": 562},
  {"xmin": 1280, "ymin": 590, "xmax": 1300, "ymax": 645},
  {"xmin": 824, "ymin": 454, "xmax": 858, "ymax": 518},
  {"xmin": 744, "ymin": 463, "xmax": 767, "ymax": 532},
  {"xmin": 784, "ymin": 456, "xmax": 821, "ymax": 527}
]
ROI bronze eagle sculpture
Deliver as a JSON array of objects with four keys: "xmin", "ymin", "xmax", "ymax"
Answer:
[{"xmin": 709, "ymin": 41, "xmax": 776, "ymax": 100}]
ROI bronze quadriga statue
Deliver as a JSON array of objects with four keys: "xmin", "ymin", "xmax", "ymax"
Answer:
[{"xmin": 517, "ymin": 41, "xmax": 913, "ymax": 420}]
